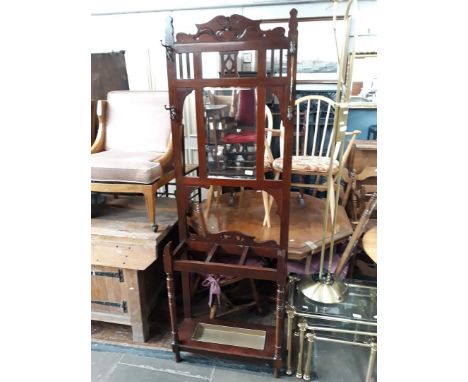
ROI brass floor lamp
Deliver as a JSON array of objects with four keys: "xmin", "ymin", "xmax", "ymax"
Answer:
[{"xmin": 299, "ymin": 0, "xmax": 357, "ymax": 304}]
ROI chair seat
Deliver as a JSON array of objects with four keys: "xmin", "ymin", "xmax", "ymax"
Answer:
[
  {"xmin": 91, "ymin": 150, "xmax": 164, "ymax": 184},
  {"xmin": 223, "ymin": 130, "xmax": 256, "ymax": 144},
  {"xmin": 272, "ymin": 155, "xmax": 340, "ymax": 174}
]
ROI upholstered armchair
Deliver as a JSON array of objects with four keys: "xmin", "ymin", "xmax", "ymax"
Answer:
[{"xmin": 91, "ymin": 91, "xmax": 175, "ymax": 231}]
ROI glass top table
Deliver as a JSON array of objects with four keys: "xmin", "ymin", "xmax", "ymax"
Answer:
[
  {"xmin": 290, "ymin": 279, "xmax": 377, "ymax": 326},
  {"xmin": 286, "ymin": 278, "xmax": 377, "ymax": 381}
]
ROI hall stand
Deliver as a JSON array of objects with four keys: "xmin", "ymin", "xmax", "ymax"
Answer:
[{"xmin": 162, "ymin": 10, "xmax": 298, "ymax": 377}]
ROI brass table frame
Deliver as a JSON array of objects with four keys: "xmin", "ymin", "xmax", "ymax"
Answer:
[{"xmin": 286, "ymin": 278, "xmax": 377, "ymax": 381}]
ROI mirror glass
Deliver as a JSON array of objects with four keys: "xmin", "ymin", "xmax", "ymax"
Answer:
[
  {"xmin": 350, "ymin": 54, "xmax": 377, "ymax": 103},
  {"xmin": 201, "ymin": 51, "xmax": 258, "ymax": 78},
  {"xmin": 203, "ymin": 87, "xmax": 257, "ymax": 179}
]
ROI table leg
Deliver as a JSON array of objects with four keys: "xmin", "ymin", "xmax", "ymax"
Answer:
[
  {"xmin": 296, "ymin": 320, "xmax": 307, "ymax": 378},
  {"xmin": 365, "ymin": 342, "xmax": 377, "ymax": 382},
  {"xmin": 303, "ymin": 333, "xmax": 315, "ymax": 381}
]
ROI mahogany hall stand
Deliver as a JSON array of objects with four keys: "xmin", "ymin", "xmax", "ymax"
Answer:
[{"xmin": 162, "ymin": 10, "xmax": 298, "ymax": 377}]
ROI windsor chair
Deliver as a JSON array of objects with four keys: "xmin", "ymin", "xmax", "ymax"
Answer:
[{"xmin": 263, "ymin": 95, "xmax": 360, "ymax": 226}]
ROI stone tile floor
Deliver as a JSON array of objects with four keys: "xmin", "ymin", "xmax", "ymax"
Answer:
[{"xmin": 92, "ymin": 340, "xmax": 376, "ymax": 382}]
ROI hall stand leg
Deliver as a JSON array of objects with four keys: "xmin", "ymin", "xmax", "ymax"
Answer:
[
  {"xmin": 164, "ymin": 243, "xmax": 181, "ymax": 362},
  {"xmin": 365, "ymin": 342, "xmax": 377, "ymax": 382},
  {"xmin": 165, "ymin": 272, "xmax": 181, "ymax": 362},
  {"xmin": 296, "ymin": 320, "xmax": 307, "ymax": 378},
  {"xmin": 286, "ymin": 307, "xmax": 295, "ymax": 375},
  {"xmin": 273, "ymin": 284, "xmax": 285, "ymax": 378},
  {"xmin": 303, "ymin": 333, "xmax": 315, "ymax": 381}
]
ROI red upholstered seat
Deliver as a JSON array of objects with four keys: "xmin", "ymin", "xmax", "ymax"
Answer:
[
  {"xmin": 223, "ymin": 130, "xmax": 256, "ymax": 144},
  {"xmin": 235, "ymin": 89, "xmax": 256, "ymax": 127}
]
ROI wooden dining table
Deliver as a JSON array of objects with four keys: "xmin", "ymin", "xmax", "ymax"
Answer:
[{"xmin": 362, "ymin": 226, "xmax": 377, "ymax": 263}]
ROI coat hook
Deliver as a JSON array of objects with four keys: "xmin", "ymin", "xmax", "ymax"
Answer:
[
  {"xmin": 160, "ymin": 40, "xmax": 175, "ymax": 61},
  {"xmin": 164, "ymin": 105, "xmax": 177, "ymax": 120}
]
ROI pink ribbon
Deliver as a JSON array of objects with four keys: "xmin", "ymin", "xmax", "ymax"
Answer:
[{"xmin": 202, "ymin": 274, "xmax": 221, "ymax": 307}]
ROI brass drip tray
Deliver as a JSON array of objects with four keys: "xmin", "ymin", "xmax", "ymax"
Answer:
[{"xmin": 191, "ymin": 323, "xmax": 266, "ymax": 350}]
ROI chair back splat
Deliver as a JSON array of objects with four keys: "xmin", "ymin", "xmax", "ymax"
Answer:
[{"xmin": 162, "ymin": 10, "xmax": 298, "ymax": 377}]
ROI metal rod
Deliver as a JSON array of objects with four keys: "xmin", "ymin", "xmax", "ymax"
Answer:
[
  {"xmin": 296, "ymin": 320, "xmax": 307, "ymax": 378},
  {"xmin": 303, "ymin": 333, "xmax": 315, "ymax": 381},
  {"xmin": 296, "ymin": 312, "xmax": 377, "ymax": 326},
  {"xmin": 365, "ymin": 342, "xmax": 377, "ymax": 382},
  {"xmin": 313, "ymin": 335, "xmax": 374, "ymax": 348},
  {"xmin": 306, "ymin": 325, "xmax": 377, "ymax": 337},
  {"xmin": 318, "ymin": 0, "xmax": 357, "ymax": 278},
  {"xmin": 346, "ymin": 282, "xmax": 377, "ymax": 290},
  {"xmin": 286, "ymin": 307, "xmax": 295, "ymax": 375}
]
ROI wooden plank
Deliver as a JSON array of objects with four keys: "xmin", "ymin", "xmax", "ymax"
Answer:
[
  {"xmin": 124, "ymin": 269, "xmax": 150, "ymax": 342},
  {"xmin": 91, "ymin": 311, "xmax": 131, "ymax": 326},
  {"xmin": 91, "ymin": 239, "xmax": 157, "ymax": 271},
  {"xmin": 91, "ymin": 196, "xmax": 178, "ymax": 269}
]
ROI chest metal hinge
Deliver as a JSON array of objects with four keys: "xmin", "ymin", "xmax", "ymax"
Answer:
[
  {"xmin": 91, "ymin": 300, "xmax": 128, "ymax": 313},
  {"xmin": 91, "ymin": 268, "xmax": 124, "ymax": 282}
]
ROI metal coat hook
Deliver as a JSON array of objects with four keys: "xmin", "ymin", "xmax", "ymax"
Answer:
[
  {"xmin": 164, "ymin": 105, "xmax": 177, "ymax": 120},
  {"xmin": 160, "ymin": 40, "xmax": 175, "ymax": 61}
]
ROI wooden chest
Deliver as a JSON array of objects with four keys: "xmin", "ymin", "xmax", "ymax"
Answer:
[
  {"xmin": 350, "ymin": 140, "xmax": 377, "ymax": 173},
  {"xmin": 91, "ymin": 196, "xmax": 178, "ymax": 342},
  {"xmin": 347, "ymin": 139, "xmax": 377, "ymax": 219}
]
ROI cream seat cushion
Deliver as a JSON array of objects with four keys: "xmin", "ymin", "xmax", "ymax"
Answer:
[
  {"xmin": 91, "ymin": 150, "xmax": 164, "ymax": 184},
  {"xmin": 272, "ymin": 155, "xmax": 340, "ymax": 174}
]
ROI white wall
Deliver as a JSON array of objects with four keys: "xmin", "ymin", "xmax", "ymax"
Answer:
[{"xmin": 90, "ymin": 0, "xmax": 377, "ymax": 91}]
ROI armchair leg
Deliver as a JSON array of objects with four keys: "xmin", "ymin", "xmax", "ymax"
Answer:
[{"xmin": 143, "ymin": 187, "xmax": 158, "ymax": 232}]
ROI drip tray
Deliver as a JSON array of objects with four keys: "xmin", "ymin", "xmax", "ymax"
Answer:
[{"xmin": 191, "ymin": 323, "xmax": 266, "ymax": 350}]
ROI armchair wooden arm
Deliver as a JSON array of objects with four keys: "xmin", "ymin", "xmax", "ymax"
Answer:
[
  {"xmin": 341, "ymin": 130, "xmax": 361, "ymax": 165},
  {"xmin": 154, "ymin": 138, "xmax": 174, "ymax": 176},
  {"xmin": 91, "ymin": 100, "xmax": 107, "ymax": 154}
]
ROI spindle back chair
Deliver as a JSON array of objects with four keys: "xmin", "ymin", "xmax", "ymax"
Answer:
[{"xmin": 263, "ymin": 95, "xmax": 359, "ymax": 226}]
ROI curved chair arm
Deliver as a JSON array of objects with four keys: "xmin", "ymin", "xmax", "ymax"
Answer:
[
  {"xmin": 341, "ymin": 130, "xmax": 361, "ymax": 165},
  {"xmin": 91, "ymin": 100, "xmax": 107, "ymax": 154},
  {"xmin": 153, "ymin": 137, "xmax": 174, "ymax": 175}
]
